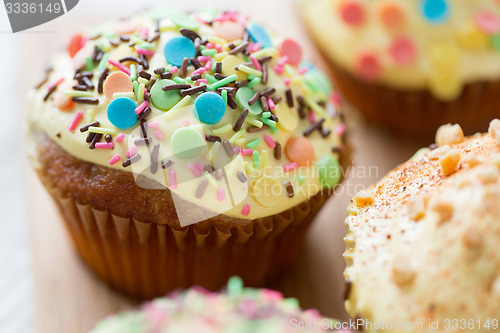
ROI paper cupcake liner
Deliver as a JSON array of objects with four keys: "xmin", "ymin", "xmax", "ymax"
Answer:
[
  {"xmin": 44, "ymin": 181, "xmax": 329, "ymax": 300},
  {"xmin": 326, "ymin": 57, "xmax": 500, "ymax": 139}
]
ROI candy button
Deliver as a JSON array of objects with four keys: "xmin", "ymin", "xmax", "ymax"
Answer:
[
  {"xmin": 279, "ymin": 38, "xmax": 303, "ymax": 66},
  {"xmin": 214, "ymin": 20, "xmax": 245, "ymax": 41},
  {"xmin": 103, "ymin": 71, "xmax": 133, "ymax": 100},
  {"xmin": 67, "ymin": 34, "xmax": 83, "ymax": 58},
  {"xmin": 235, "ymin": 87, "xmax": 263, "ymax": 115},
  {"xmin": 194, "ymin": 92, "xmax": 226, "ymax": 124},
  {"xmin": 317, "ymin": 155, "xmax": 341, "ymax": 189},
  {"xmin": 251, "ymin": 176, "xmax": 282, "ymax": 207},
  {"xmin": 420, "ymin": 0, "xmax": 449, "ymax": 24},
  {"xmin": 428, "ymin": 72, "xmax": 461, "ymax": 101},
  {"xmin": 107, "ymin": 98, "xmax": 138, "ymax": 129},
  {"xmin": 53, "ymin": 82, "xmax": 74, "ymax": 110},
  {"xmin": 164, "ymin": 36, "xmax": 196, "ymax": 67},
  {"xmin": 114, "ymin": 20, "xmax": 139, "ymax": 34},
  {"xmin": 389, "ymin": 36, "xmax": 416, "ymax": 65},
  {"xmin": 170, "ymin": 127, "xmax": 205, "ymax": 159},
  {"xmin": 221, "ymin": 55, "xmax": 247, "ymax": 81},
  {"xmin": 355, "ymin": 53, "xmax": 381, "ymax": 81},
  {"xmin": 246, "ymin": 22, "xmax": 273, "ymax": 48},
  {"xmin": 378, "ymin": 2, "xmax": 405, "ymax": 28},
  {"xmin": 339, "ymin": 1, "xmax": 365, "ymax": 26},
  {"xmin": 72, "ymin": 44, "xmax": 92, "ymax": 71},
  {"xmin": 171, "ymin": 13, "xmax": 199, "ymax": 30},
  {"xmin": 457, "ymin": 22, "xmax": 488, "ymax": 51},
  {"xmin": 275, "ymin": 103, "xmax": 298, "ymax": 132},
  {"xmin": 150, "ymin": 79, "xmax": 182, "ymax": 111},
  {"xmin": 475, "ymin": 11, "xmax": 500, "ymax": 34},
  {"xmin": 285, "ymin": 137, "xmax": 315, "ymax": 167}
]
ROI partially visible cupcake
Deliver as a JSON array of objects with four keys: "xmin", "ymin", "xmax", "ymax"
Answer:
[
  {"xmin": 343, "ymin": 121, "xmax": 500, "ymax": 332},
  {"xmin": 91, "ymin": 277, "xmax": 350, "ymax": 333},
  {"xmin": 27, "ymin": 8, "xmax": 348, "ymax": 299},
  {"xmin": 299, "ymin": 0, "xmax": 500, "ymax": 137}
]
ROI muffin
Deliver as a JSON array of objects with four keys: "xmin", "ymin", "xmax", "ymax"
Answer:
[
  {"xmin": 91, "ymin": 276, "xmax": 351, "ymax": 333},
  {"xmin": 343, "ymin": 120, "xmax": 500, "ymax": 332},
  {"xmin": 27, "ymin": 9, "xmax": 348, "ymax": 299},
  {"xmin": 299, "ymin": 0, "xmax": 500, "ymax": 137}
]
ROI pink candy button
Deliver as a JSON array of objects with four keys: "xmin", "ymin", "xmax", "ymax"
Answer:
[
  {"xmin": 214, "ymin": 20, "xmax": 245, "ymax": 41},
  {"xmin": 356, "ymin": 53, "xmax": 381, "ymax": 81},
  {"xmin": 279, "ymin": 38, "xmax": 303, "ymax": 66},
  {"xmin": 389, "ymin": 36, "xmax": 416, "ymax": 65},
  {"xmin": 340, "ymin": 1, "xmax": 365, "ymax": 26},
  {"xmin": 475, "ymin": 11, "xmax": 500, "ymax": 34}
]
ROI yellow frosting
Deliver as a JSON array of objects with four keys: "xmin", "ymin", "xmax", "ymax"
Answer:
[
  {"xmin": 299, "ymin": 0, "xmax": 500, "ymax": 100},
  {"xmin": 27, "ymin": 9, "xmax": 344, "ymax": 223}
]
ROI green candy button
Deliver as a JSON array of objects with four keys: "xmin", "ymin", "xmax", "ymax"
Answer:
[
  {"xmin": 171, "ymin": 13, "xmax": 199, "ymax": 30},
  {"xmin": 150, "ymin": 79, "xmax": 181, "ymax": 111},
  {"xmin": 170, "ymin": 127, "xmax": 205, "ymax": 159},
  {"xmin": 318, "ymin": 155, "xmax": 341, "ymax": 189},
  {"xmin": 235, "ymin": 86, "xmax": 263, "ymax": 115}
]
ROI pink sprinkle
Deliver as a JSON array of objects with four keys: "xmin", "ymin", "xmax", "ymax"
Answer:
[
  {"xmin": 217, "ymin": 188, "xmax": 225, "ymax": 201},
  {"xmin": 169, "ymin": 170, "xmax": 177, "ymax": 189},
  {"xmin": 183, "ymin": 120, "xmax": 190, "ymax": 127},
  {"xmin": 298, "ymin": 67, "xmax": 309, "ymax": 75},
  {"xmin": 95, "ymin": 142, "xmax": 114, "ymax": 149},
  {"xmin": 267, "ymin": 97, "xmax": 275, "ymax": 111},
  {"xmin": 197, "ymin": 79, "xmax": 208, "ymax": 85},
  {"xmin": 169, "ymin": 66, "xmax": 178, "ymax": 74},
  {"xmin": 273, "ymin": 65, "xmax": 284, "ymax": 75},
  {"xmin": 135, "ymin": 100, "xmax": 149, "ymax": 114},
  {"xmin": 241, "ymin": 204, "xmax": 250, "ymax": 216},
  {"xmin": 335, "ymin": 123, "xmax": 346, "ymax": 136},
  {"xmin": 206, "ymin": 42, "xmax": 214, "ymax": 49},
  {"xmin": 249, "ymin": 55, "xmax": 262, "ymax": 71},
  {"xmin": 308, "ymin": 110, "xmax": 316, "ymax": 124},
  {"xmin": 195, "ymin": 162, "xmax": 205, "ymax": 171},
  {"xmin": 115, "ymin": 133, "xmax": 125, "ymax": 143},
  {"xmin": 136, "ymin": 48, "xmax": 155, "ymax": 57},
  {"xmin": 187, "ymin": 163, "xmax": 202, "ymax": 177},
  {"xmin": 48, "ymin": 77, "xmax": 65, "ymax": 90},
  {"xmin": 154, "ymin": 129, "xmax": 164, "ymax": 140},
  {"xmin": 108, "ymin": 154, "xmax": 121, "ymax": 165},
  {"xmin": 68, "ymin": 110, "xmax": 84, "ymax": 132},
  {"xmin": 330, "ymin": 91, "xmax": 341, "ymax": 105},
  {"xmin": 140, "ymin": 28, "xmax": 148, "ymax": 39},
  {"xmin": 198, "ymin": 55, "xmax": 211, "ymax": 63},
  {"xmin": 215, "ymin": 44, "xmax": 223, "ymax": 53},
  {"xmin": 248, "ymin": 42, "xmax": 261, "ymax": 53},
  {"xmin": 192, "ymin": 67, "xmax": 207, "ymax": 76},
  {"xmin": 80, "ymin": 36, "xmax": 88, "ymax": 49},
  {"xmin": 233, "ymin": 146, "xmax": 241, "ymax": 155},
  {"xmin": 262, "ymin": 289, "xmax": 283, "ymax": 302},
  {"xmin": 263, "ymin": 134, "xmax": 276, "ymax": 148},
  {"xmin": 126, "ymin": 145, "xmax": 137, "ymax": 158},
  {"xmin": 241, "ymin": 148, "xmax": 253, "ymax": 156},
  {"xmin": 284, "ymin": 78, "xmax": 291, "ymax": 86},
  {"xmin": 205, "ymin": 60, "xmax": 212, "ymax": 70},
  {"xmin": 283, "ymin": 162, "xmax": 298, "ymax": 172},
  {"xmin": 278, "ymin": 55, "xmax": 289, "ymax": 66},
  {"xmin": 108, "ymin": 59, "xmax": 130, "ymax": 75},
  {"xmin": 148, "ymin": 121, "xmax": 159, "ymax": 128}
]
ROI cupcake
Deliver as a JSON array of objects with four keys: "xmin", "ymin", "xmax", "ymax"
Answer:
[
  {"xmin": 299, "ymin": 0, "xmax": 500, "ymax": 137},
  {"xmin": 343, "ymin": 121, "xmax": 500, "ymax": 332},
  {"xmin": 27, "ymin": 9, "xmax": 348, "ymax": 299},
  {"xmin": 91, "ymin": 276, "xmax": 351, "ymax": 333}
]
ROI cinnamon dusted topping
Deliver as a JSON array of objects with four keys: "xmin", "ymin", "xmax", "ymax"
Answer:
[
  {"xmin": 431, "ymin": 199, "xmax": 454, "ymax": 225},
  {"xmin": 488, "ymin": 119, "xmax": 500, "ymax": 145},
  {"xmin": 408, "ymin": 195, "xmax": 427, "ymax": 221},
  {"xmin": 353, "ymin": 190, "xmax": 374, "ymax": 207},
  {"xmin": 439, "ymin": 149, "xmax": 460, "ymax": 176},
  {"xmin": 435, "ymin": 123, "xmax": 464, "ymax": 146}
]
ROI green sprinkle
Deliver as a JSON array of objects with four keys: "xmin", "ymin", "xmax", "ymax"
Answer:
[
  {"xmin": 304, "ymin": 95, "xmax": 327, "ymax": 117},
  {"xmin": 221, "ymin": 89, "xmax": 228, "ymax": 105},
  {"xmin": 283, "ymin": 297, "xmax": 300, "ymax": 309},
  {"xmin": 138, "ymin": 83, "xmax": 145, "ymax": 104},
  {"xmin": 97, "ymin": 39, "xmax": 111, "ymax": 52},
  {"xmin": 214, "ymin": 52, "xmax": 228, "ymax": 61},
  {"xmin": 130, "ymin": 64, "xmax": 137, "ymax": 81},
  {"xmin": 246, "ymin": 77, "xmax": 261, "ymax": 88},
  {"xmin": 229, "ymin": 129, "xmax": 245, "ymax": 143},
  {"xmin": 213, "ymin": 124, "xmax": 232, "ymax": 135},
  {"xmin": 173, "ymin": 77, "xmax": 186, "ymax": 84},
  {"xmin": 137, "ymin": 77, "xmax": 149, "ymax": 85},
  {"xmin": 262, "ymin": 111, "xmax": 272, "ymax": 119},
  {"xmin": 211, "ymin": 74, "xmax": 237, "ymax": 90},
  {"xmin": 261, "ymin": 150, "xmax": 269, "ymax": 167},
  {"xmin": 298, "ymin": 175, "xmax": 306, "ymax": 184},
  {"xmin": 86, "ymin": 109, "xmax": 95, "ymax": 123},
  {"xmin": 165, "ymin": 64, "xmax": 173, "ymax": 71},
  {"xmin": 252, "ymin": 151, "xmax": 261, "ymax": 168},
  {"xmin": 113, "ymin": 92, "xmax": 135, "ymax": 99},
  {"xmin": 185, "ymin": 77, "xmax": 193, "ymax": 84},
  {"xmin": 238, "ymin": 65, "xmax": 262, "ymax": 77},
  {"xmin": 492, "ymin": 35, "xmax": 500, "ymax": 50},
  {"xmin": 88, "ymin": 126, "xmax": 117, "ymax": 136},
  {"xmin": 97, "ymin": 53, "xmax": 110, "ymax": 71},
  {"xmin": 269, "ymin": 125, "xmax": 279, "ymax": 133},
  {"xmin": 64, "ymin": 90, "xmax": 93, "ymax": 97},
  {"xmin": 247, "ymin": 74, "xmax": 256, "ymax": 81},
  {"xmin": 201, "ymin": 48, "xmax": 217, "ymax": 56},
  {"xmin": 261, "ymin": 117, "xmax": 276, "ymax": 127},
  {"xmin": 246, "ymin": 139, "xmax": 260, "ymax": 149},
  {"xmin": 133, "ymin": 81, "xmax": 139, "ymax": 99},
  {"xmin": 135, "ymin": 42, "xmax": 152, "ymax": 49},
  {"xmin": 204, "ymin": 74, "xmax": 218, "ymax": 84},
  {"xmin": 85, "ymin": 56, "xmax": 94, "ymax": 71},
  {"xmin": 227, "ymin": 276, "xmax": 244, "ymax": 297},
  {"xmin": 245, "ymin": 117, "xmax": 263, "ymax": 127}
]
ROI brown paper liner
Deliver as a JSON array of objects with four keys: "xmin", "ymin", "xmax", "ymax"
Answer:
[
  {"xmin": 43, "ymin": 180, "xmax": 329, "ymax": 300},
  {"xmin": 324, "ymin": 55, "xmax": 500, "ymax": 139}
]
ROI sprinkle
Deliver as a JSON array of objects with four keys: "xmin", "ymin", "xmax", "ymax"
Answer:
[
  {"xmin": 85, "ymin": 109, "xmax": 95, "ymax": 123},
  {"xmin": 212, "ymin": 74, "xmax": 238, "ymax": 90},
  {"xmin": 95, "ymin": 142, "xmax": 114, "ymax": 149},
  {"xmin": 263, "ymin": 134, "xmax": 276, "ymax": 148},
  {"xmin": 137, "ymin": 107, "xmax": 152, "ymax": 121},
  {"xmin": 304, "ymin": 118, "xmax": 325, "ymax": 137},
  {"xmin": 163, "ymin": 83, "xmax": 191, "ymax": 91},
  {"xmin": 204, "ymin": 172, "xmax": 217, "ymax": 188},
  {"xmin": 233, "ymin": 108, "xmax": 249, "ymax": 131},
  {"xmin": 72, "ymin": 97, "xmax": 99, "ymax": 105},
  {"xmin": 136, "ymin": 48, "xmax": 155, "ymax": 57},
  {"xmin": 180, "ymin": 57, "xmax": 190, "ymax": 78},
  {"xmin": 285, "ymin": 89, "xmax": 294, "ymax": 108},
  {"xmin": 108, "ymin": 155, "xmax": 120, "ymax": 165},
  {"xmin": 261, "ymin": 149, "xmax": 269, "ymax": 167},
  {"xmin": 217, "ymin": 188, "xmax": 225, "ymax": 201},
  {"xmin": 89, "ymin": 126, "xmax": 117, "ymax": 136},
  {"xmin": 252, "ymin": 151, "xmax": 261, "ymax": 168},
  {"xmin": 169, "ymin": 170, "xmax": 177, "ymax": 189},
  {"xmin": 188, "ymin": 163, "xmax": 203, "ymax": 177},
  {"xmin": 246, "ymin": 139, "xmax": 260, "ymax": 149},
  {"xmin": 340, "ymin": 1, "xmax": 365, "ymax": 26},
  {"xmin": 249, "ymin": 55, "xmax": 262, "ymax": 71},
  {"xmin": 248, "ymin": 91, "xmax": 261, "ymax": 106},
  {"xmin": 122, "ymin": 153, "xmax": 141, "ymax": 167},
  {"xmin": 89, "ymin": 133, "xmax": 102, "ymax": 150},
  {"xmin": 108, "ymin": 59, "xmax": 130, "ymax": 75},
  {"xmin": 261, "ymin": 63, "xmax": 268, "ymax": 85},
  {"xmin": 238, "ymin": 65, "xmax": 262, "ymax": 77},
  {"xmin": 66, "ymin": 111, "xmax": 84, "ymax": 133},
  {"xmin": 195, "ymin": 178, "xmax": 209, "ymax": 199},
  {"xmin": 161, "ymin": 159, "xmax": 173, "ymax": 169},
  {"xmin": 154, "ymin": 129, "xmax": 164, "ymax": 140},
  {"xmin": 233, "ymin": 146, "xmax": 241, "ymax": 155},
  {"xmin": 229, "ymin": 128, "xmax": 245, "ymax": 143},
  {"xmin": 222, "ymin": 140, "xmax": 233, "ymax": 156},
  {"xmin": 97, "ymin": 68, "xmax": 110, "ymax": 94},
  {"xmin": 261, "ymin": 117, "xmax": 276, "ymax": 128},
  {"xmin": 274, "ymin": 142, "xmax": 282, "ymax": 160},
  {"xmin": 113, "ymin": 92, "xmax": 135, "ymax": 99},
  {"xmin": 179, "ymin": 85, "xmax": 207, "ymax": 96},
  {"xmin": 267, "ymin": 97, "xmax": 276, "ymax": 111},
  {"xmin": 260, "ymin": 96, "xmax": 269, "ymax": 111},
  {"xmin": 336, "ymin": 123, "xmax": 346, "ymax": 136},
  {"xmin": 43, "ymin": 78, "xmax": 64, "ymax": 101},
  {"xmin": 148, "ymin": 121, "xmax": 159, "ymax": 129},
  {"xmin": 284, "ymin": 181, "xmax": 294, "ymax": 198},
  {"xmin": 134, "ymin": 137, "xmax": 152, "ymax": 146},
  {"xmin": 213, "ymin": 124, "xmax": 233, "ymax": 135},
  {"xmin": 169, "ymin": 66, "xmax": 179, "ymax": 74},
  {"xmin": 197, "ymin": 56, "xmax": 211, "ymax": 63},
  {"xmin": 247, "ymin": 124, "xmax": 268, "ymax": 133},
  {"xmin": 135, "ymin": 100, "xmax": 149, "ymax": 114},
  {"xmin": 105, "ymin": 134, "xmax": 112, "ymax": 143},
  {"xmin": 283, "ymin": 162, "xmax": 298, "ymax": 172},
  {"xmin": 241, "ymin": 204, "xmax": 251, "ymax": 216},
  {"xmin": 241, "ymin": 148, "xmax": 253, "ymax": 156},
  {"xmin": 205, "ymin": 135, "xmax": 222, "ymax": 142},
  {"xmin": 229, "ymin": 41, "xmax": 249, "ymax": 55},
  {"xmin": 126, "ymin": 145, "xmax": 137, "ymax": 158}
]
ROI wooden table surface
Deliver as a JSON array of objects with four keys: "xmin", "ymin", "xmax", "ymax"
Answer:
[{"xmin": 26, "ymin": 1, "xmax": 426, "ymax": 332}]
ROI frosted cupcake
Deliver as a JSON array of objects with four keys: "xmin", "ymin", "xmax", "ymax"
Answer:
[
  {"xmin": 344, "ymin": 121, "xmax": 500, "ymax": 332},
  {"xmin": 27, "ymin": 9, "xmax": 348, "ymax": 298},
  {"xmin": 299, "ymin": 0, "xmax": 500, "ymax": 137},
  {"xmin": 91, "ymin": 277, "xmax": 351, "ymax": 333}
]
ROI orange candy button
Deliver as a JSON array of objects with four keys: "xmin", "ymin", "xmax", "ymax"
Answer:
[
  {"xmin": 103, "ymin": 71, "xmax": 133, "ymax": 100},
  {"xmin": 67, "ymin": 34, "xmax": 83, "ymax": 58},
  {"xmin": 379, "ymin": 2, "xmax": 405, "ymax": 28},
  {"xmin": 285, "ymin": 137, "xmax": 315, "ymax": 167},
  {"xmin": 53, "ymin": 82, "xmax": 74, "ymax": 111},
  {"xmin": 214, "ymin": 20, "xmax": 245, "ymax": 41}
]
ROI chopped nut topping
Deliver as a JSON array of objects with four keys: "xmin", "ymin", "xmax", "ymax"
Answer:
[
  {"xmin": 353, "ymin": 190, "xmax": 375, "ymax": 207},
  {"xmin": 428, "ymin": 145, "xmax": 450, "ymax": 160},
  {"xmin": 477, "ymin": 165, "xmax": 499, "ymax": 184},
  {"xmin": 435, "ymin": 123, "xmax": 464, "ymax": 146},
  {"xmin": 439, "ymin": 149, "xmax": 461, "ymax": 176},
  {"xmin": 431, "ymin": 200, "xmax": 454, "ymax": 225},
  {"xmin": 408, "ymin": 196, "xmax": 427, "ymax": 221},
  {"xmin": 489, "ymin": 119, "xmax": 500, "ymax": 145},
  {"xmin": 462, "ymin": 154, "xmax": 481, "ymax": 167},
  {"xmin": 461, "ymin": 226, "xmax": 482, "ymax": 249},
  {"xmin": 392, "ymin": 256, "xmax": 416, "ymax": 286}
]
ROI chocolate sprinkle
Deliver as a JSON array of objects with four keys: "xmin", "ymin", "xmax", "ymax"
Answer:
[
  {"xmin": 85, "ymin": 132, "xmax": 96, "ymax": 143},
  {"xmin": 138, "ymin": 70, "xmax": 152, "ymax": 80},
  {"xmin": 35, "ymin": 66, "xmax": 53, "ymax": 89},
  {"xmin": 260, "ymin": 88, "xmax": 275, "ymax": 97},
  {"xmin": 233, "ymin": 108, "xmax": 249, "ymax": 131},
  {"xmin": 234, "ymin": 80, "xmax": 247, "ymax": 88},
  {"xmin": 215, "ymin": 62, "xmax": 222, "ymax": 74},
  {"xmin": 161, "ymin": 72, "xmax": 173, "ymax": 80},
  {"xmin": 73, "ymin": 84, "xmax": 88, "ymax": 91},
  {"xmin": 321, "ymin": 128, "xmax": 331, "ymax": 138},
  {"xmin": 72, "ymin": 97, "xmax": 99, "ymax": 105},
  {"xmin": 195, "ymin": 178, "xmax": 209, "ymax": 199},
  {"xmin": 180, "ymin": 85, "xmax": 207, "ymax": 97},
  {"xmin": 146, "ymin": 77, "xmax": 157, "ymax": 92},
  {"xmin": 43, "ymin": 85, "xmax": 57, "ymax": 101},
  {"xmin": 222, "ymin": 140, "xmax": 233, "ymax": 157},
  {"xmin": 284, "ymin": 181, "xmax": 294, "ymax": 198},
  {"xmin": 190, "ymin": 57, "xmax": 202, "ymax": 69},
  {"xmin": 214, "ymin": 73, "xmax": 227, "ymax": 80},
  {"xmin": 119, "ymin": 56, "xmax": 143, "ymax": 65},
  {"xmin": 304, "ymin": 118, "xmax": 325, "ymax": 137},
  {"xmin": 80, "ymin": 121, "xmax": 99, "ymax": 132},
  {"xmin": 139, "ymin": 54, "xmax": 149, "ymax": 69},
  {"xmin": 274, "ymin": 142, "xmax": 282, "ymax": 160},
  {"xmin": 262, "ymin": 63, "xmax": 268, "ymax": 85},
  {"xmin": 248, "ymin": 91, "xmax": 260, "ymax": 106},
  {"xmin": 137, "ymin": 107, "xmax": 152, "ymax": 121},
  {"xmin": 140, "ymin": 120, "xmax": 148, "ymax": 138},
  {"xmin": 105, "ymin": 134, "xmax": 112, "ymax": 143},
  {"xmin": 205, "ymin": 135, "xmax": 221, "ymax": 142},
  {"xmin": 82, "ymin": 76, "xmax": 94, "ymax": 90},
  {"xmin": 285, "ymin": 88, "xmax": 294, "ymax": 108},
  {"xmin": 229, "ymin": 41, "xmax": 249, "ymax": 55},
  {"xmin": 122, "ymin": 154, "xmax": 141, "ymax": 167},
  {"xmin": 163, "ymin": 84, "xmax": 191, "ymax": 91},
  {"xmin": 272, "ymin": 96, "xmax": 282, "ymax": 105},
  {"xmin": 89, "ymin": 133, "xmax": 103, "ymax": 149},
  {"xmin": 134, "ymin": 137, "xmax": 152, "ymax": 146},
  {"xmin": 98, "ymin": 68, "xmax": 110, "ymax": 94},
  {"xmin": 180, "ymin": 57, "xmax": 189, "ymax": 78},
  {"xmin": 260, "ymin": 96, "xmax": 269, "ymax": 112},
  {"xmin": 247, "ymin": 124, "xmax": 269, "ymax": 133},
  {"xmin": 161, "ymin": 159, "xmax": 173, "ymax": 169},
  {"xmin": 237, "ymin": 171, "xmax": 247, "ymax": 183},
  {"xmin": 180, "ymin": 28, "xmax": 201, "ymax": 41},
  {"xmin": 190, "ymin": 73, "xmax": 202, "ymax": 81},
  {"xmin": 154, "ymin": 67, "xmax": 165, "ymax": 75},
  {"xmin": 227, "ymin": 95, "xmax": 238, "ymax": 109},
  {"xmin": 150, "ymin": 144, "xmax": 160, "ymax": 175}
]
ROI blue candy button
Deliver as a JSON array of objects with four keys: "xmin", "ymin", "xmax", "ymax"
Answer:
[
  {"xmin": 420, "ymin": 0, "xmax": 449, "ymax": 24},
  {"xmin": 194, "ymin": 92, "xmax": 226, "ymax": 124},
  {"xmin": 107, "ymin": 97, "xmax": 138, "ymax": 129},
  {"xmin": 246, "ymin": 22, "xmax": 273, "ymax": 48},
  {"xmin": 164, "ymin": 36, "xmax": 196, "ymax": 67}
]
